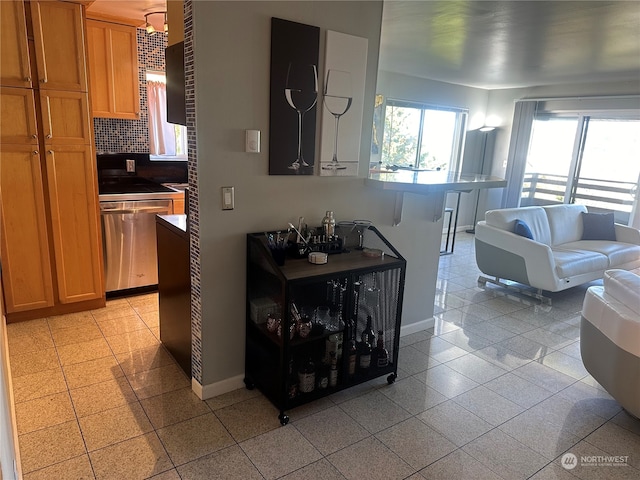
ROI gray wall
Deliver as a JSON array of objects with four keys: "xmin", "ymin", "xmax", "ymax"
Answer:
[{"xmin": 191, "ymin": 1, "xmax": 448, "ymax": 387}]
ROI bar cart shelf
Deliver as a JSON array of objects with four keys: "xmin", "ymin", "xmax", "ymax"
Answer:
[{"xmin": 245, "ymin": 226, "xmax": 406, "ymax": 425}]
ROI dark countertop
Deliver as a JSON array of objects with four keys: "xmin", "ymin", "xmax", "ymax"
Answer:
[
  {"xmin": 366, "ymin": 170, "xmax": 507, "ymax": 195},
  {"xmin": 157, "ymin": 214, "xmax": 188, "ymax": 237}
]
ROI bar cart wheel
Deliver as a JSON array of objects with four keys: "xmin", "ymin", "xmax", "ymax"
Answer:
[
  {"xmin": 387, "ymin": 373, "xmax": 397, "ymax": 384},
  {"xmin": 278, "ymin": 413, "xmax": 290, "ymax": 426},
  {"xmin": 244, "ymin": 377, "xmax": 255, "ymax": 390}
]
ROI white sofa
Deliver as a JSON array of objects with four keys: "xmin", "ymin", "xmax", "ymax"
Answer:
[
  {"xmin": 581, "ymin": 269, "xmax": 640, "ymax": 418},
  {"xmin": 475, "ymin": 204, "xmax": 640, "ymax": 300}
]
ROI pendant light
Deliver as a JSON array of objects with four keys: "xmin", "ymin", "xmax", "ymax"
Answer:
[{"xmin": 144, "ymin": 11, "xmax": 167, "ymax": 35}]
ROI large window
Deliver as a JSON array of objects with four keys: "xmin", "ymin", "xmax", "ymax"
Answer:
[
  {"xmin": 381, "ymin": 100, "xmax": 467, "ymax": 171},
  {"xmin": 522, "ymin": 113, "xmax": 640, "ymax": 223}
]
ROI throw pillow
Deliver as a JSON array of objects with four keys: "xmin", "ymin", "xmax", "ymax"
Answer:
[
  {"xmin": 513, "ymin": 219, "xmax": 534, "ymax": 240},
  {"xmin": 582, "ymin": 212, "xmax": 616, "ymax": 241}
]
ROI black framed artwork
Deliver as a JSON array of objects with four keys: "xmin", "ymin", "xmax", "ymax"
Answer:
[{"xmin": 269, "ymin": 18, "xmax": 320, "ymax": 175}]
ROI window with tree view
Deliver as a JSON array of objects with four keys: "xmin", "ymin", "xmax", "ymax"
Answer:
[{"xmin": 382, "ymin": 100, "xmax": 467, "ymax": 171}]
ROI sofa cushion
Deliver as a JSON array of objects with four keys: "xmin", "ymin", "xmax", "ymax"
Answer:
[
  {"xmin": 603, "ymin": 269, "xmax": 640, "ymax": 315},
  {"xmin": 514, "ymin": 219, "xmax": 534, "ymax": 239},
  {"xmin": 581, "ymin": 212, "xmax": 616, "ymax": 241},
  {"xmin": 485, "ymin": 206, "xmax": 551, "ymax": 245},
  {"xmin": 551, "ymin": 248, "xmax": 608, "ymax": 278},
  {"xmin": 561, "ymin": 241, "xmax": 640, "ymax": 268},
  {"xmin": 543, "ymin": 204, "xmax": 587, "ymax": 246}
]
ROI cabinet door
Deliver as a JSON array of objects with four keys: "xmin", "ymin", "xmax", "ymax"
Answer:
[
  {"xmin": 30, "ymin": 1, "xmax": 87, "ymax": 92},
  {"xmin": 39, "ymin": 90, "xmax": 91, "ymax": 145},
  {"xmin": 87, "ymin": 20, "xmax": 140, "ymax": 119},
  {"xmin": 0, "ymin": 144, "xmax": 55, "ymax": 312},
  {"xmin": 1, "ymin": 87, "xmax": 38, "ymax": 144},
  {"xmin": 0, "ymin": 0, "xmax": 32, "ymax": 88},
  {"xmin": 44, "ymin": 145, "xmax": 103, "ymax": 303}
]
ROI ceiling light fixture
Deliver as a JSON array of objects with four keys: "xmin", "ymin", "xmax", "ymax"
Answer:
[{"xmin": 144, "ymin": 11, "xmax": 167, "ymax": 35}]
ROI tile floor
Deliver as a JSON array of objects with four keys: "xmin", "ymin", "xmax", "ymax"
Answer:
[{"xmin": 5, "ymin": 233, "xmax": 640, "ymax": 480}]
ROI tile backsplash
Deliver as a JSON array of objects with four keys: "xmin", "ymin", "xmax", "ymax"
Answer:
[{"xmin": 93, "ymin": 29, "xmax": 167, "ymax": 153}]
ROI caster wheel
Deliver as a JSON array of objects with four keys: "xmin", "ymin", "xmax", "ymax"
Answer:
[
  {"xmin": 279, "ymin": 413, "xmax": 290, "ymax": 426},
  {"xmin": 244, "ymin": 377, "xmax": 255, "ymax": 390},
  {"xmin": 387, "ymin": 373, "xmax": 397, "ymax": 384}
]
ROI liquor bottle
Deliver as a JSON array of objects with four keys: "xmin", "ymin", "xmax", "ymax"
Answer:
[
  {"xmin": 358, "ymin": 338, "xmax": 372, "ymax": 374},
  {"xmin": 329, "ymin": 351, "xmax": 338, "ymax": 387},
  {"xmin": 361, "ymin": 315, "xmax": 376, "ymax": 346},
  {"xmin": 298, "ymin": 358, "xmax": 316, "ymax": 394},
  {"xmin": 375, "ymin": 330, "xmax": 389, "ymax": 368},
  {"xmin": 287, "ymin": 359, "xmax": 298, "ymax": 399},
  {"xmin": 317, "ymin": 364, "xmax": 329, "ymax": 390},
  {"xmin": 348, "ymin": 339, "xmax": 357, "ymax": 378}
]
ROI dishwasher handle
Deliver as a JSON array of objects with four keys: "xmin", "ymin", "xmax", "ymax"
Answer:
[{"xmin": 101, "ymin": 206, "xmax": 171, "ymax": 215}]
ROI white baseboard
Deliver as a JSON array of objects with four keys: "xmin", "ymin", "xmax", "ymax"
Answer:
[
  {"xmin": 400, "ymin": 317, "xmax": 435, "ymax": 337},
  {"xmin": 192, "ymin": 374, "xmax": 245, "ymax": 400}
]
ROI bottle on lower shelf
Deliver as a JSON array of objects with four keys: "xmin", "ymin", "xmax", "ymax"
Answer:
[{"xmin": 298, "ymin": 358, "xmax": 316, "ymax": 394}]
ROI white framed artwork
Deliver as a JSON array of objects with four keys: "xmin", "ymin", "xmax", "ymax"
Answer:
[{"xmin": 319, "ymin": 31, "xmax": 368, "ymax": 176}]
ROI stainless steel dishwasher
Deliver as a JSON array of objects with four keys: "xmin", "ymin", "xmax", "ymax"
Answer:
[{"xmin": 100, "ymin": 199, "xmax": 173, "ymax": 292}]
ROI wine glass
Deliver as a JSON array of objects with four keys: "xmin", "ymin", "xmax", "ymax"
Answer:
[
  {"xmin": 322, "ymin": 69, "xmax": 352, "ymax": 171},
  {"xmin": 353, "ymin": 219, "xmax": 372, "ymax": 250},
  {"xmin": 284, "ymin": 63, "xmax": 318, "ymax": 170}
]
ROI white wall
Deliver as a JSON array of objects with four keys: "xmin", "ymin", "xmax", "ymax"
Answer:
[{"xmin": 192, "ymin": 1, "xmax": 448, "ymax": 387}]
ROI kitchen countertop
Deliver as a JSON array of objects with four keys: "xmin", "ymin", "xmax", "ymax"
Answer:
[{"xmin": 157, "ymin": 214, "xmax": 188, "ymax": 236}]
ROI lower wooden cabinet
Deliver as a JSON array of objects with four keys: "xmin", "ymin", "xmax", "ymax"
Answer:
[{"xmin": 0, "ymin": 144, "xmax": 55, "ymax": 312}]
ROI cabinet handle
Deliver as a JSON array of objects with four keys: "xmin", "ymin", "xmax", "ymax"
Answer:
[
  {"xmin": 41, "ymin": 78, "xmax": 48, "ymax": 84},
  {"xmin": 25, "ymin": 76, "xmax": 31, "ymax": 82},
  {"xmin": 47, "ymin": 150, "xmax": 53, "ymax": 155},
  {"xmin": 33, "ymin": 150, "xmax": 39, "ymax": 155},
  {"xmin": 31, "ymin": 134, "xmax": 37, "ymax": 139},
  {"xmin": 46, "ymin": 134, "xmax": 52, "ymax": 139}
]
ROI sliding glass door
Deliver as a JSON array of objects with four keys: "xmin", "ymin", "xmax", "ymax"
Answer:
[{"xmin": 521, "ymin": 114, "xmax": 640, "ymax": 223}]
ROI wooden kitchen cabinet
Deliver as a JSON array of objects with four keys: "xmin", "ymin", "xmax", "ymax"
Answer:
[
  {"xmin": 0, "ymin": 144, "xmax": 55, "ymax": 312},
  {"xmin": 44, "ymin": 145, "xmax": 103, "ymax": 304},
  {"xmin": 86, "ymin": 19, "xmax": 140, "ymax": 119},
  {"xmin": 0, "ymin": 0, "xmax": 32, "ymax": 88},
  {"xmin": 30, "ymin": 1, "xmax": 88, "ymax": 92},
  {"xmin": 0, "ymin": 87, "xmax": 38, "ymax": 144},
  {"xmin": 39, "ymin": 89, "xmax": 92, "ymax": 144}
]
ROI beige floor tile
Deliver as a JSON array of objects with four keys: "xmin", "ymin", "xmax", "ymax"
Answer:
[
  {"xmin": 527, "ymin": 463, "xmax": 583, "ymax": 480},
  {"xmin": 377, "ymin": 376, "xmax": 446, "ymax": 415},
  {"xmin": 527, "ymin": 395, "xmax": 608, "ymax": 438},
  {"xmin": 70, "ymin": 376, "xmax": 137, "ymax": 417},
  {"xmin": 294, "ymin": 406, "xmax": 369, "ymax": 456},
  {"xmin": 552, "ymin": 440, "xmax": 638, "ymax": 480},
  {"xmin": 483, "ymin": 372, "xmax": 554, "ymax": 409},
  {"xmin": 7, "ymin": 318, "xmax": 49, "ymax": 338},
  {"xmin": 555, "ymin": 381, "xmax": 622, "ymax": 420},
  {"xmin": 445, "ymin": 353, "xmax": 509, "ymax": 384},
  {"xmin": 417, "ymin": 400, "xmax": 493, "ymax": 447},
  {"xmin": 15, "ymin": 391, "xmax": 76, "ymax": 435},
  {"xmin": 204, "ymin": 386, "xmax": 262, "ymax": 411},
  {"xmin": 10, "ymin": 347, "xmax": 60, "ymax": 378},
  {"xmin": 418, "ymin": 450, "xmax": 503, "ymax": 480},
  {"xmin": 22, "ymin": 454, "xmax": 95, "ymax": 480},
  {"xmin": 78, "ymin": 402, "xmax": 153, "ymax": 451},
  {"xmin": 239, "ymin": 425, "xmax": 322, "ymax": 480},
  {"xmin": 63, "ymin": 355, "xmax": 125, "ymax": 389},
  {"xmin": 139, "ymin": 310, "xmax": 160, "ymax": 328},
  {"xmin": 413, "ymin": 363, "xmax": 479, "ymax": 398},
  {"xmin": 18, "ymin": 420, "xmax": 86, "ymax": 474},
  {"xmin": 610, "ymin": 410, "xmax": 640, "ymax": 436},
  {"xmin": 539, "ymin": 350, "xmax": 590, "ymax": 380},
  {"xmin": 47, "ymin": 311, "xmax": 96, "ymax": 331},
  {"xmin": 140, "ymin": 386, "xmax": 210, "ymax": 429},
  {"xmin": 156, "ymin": 412, "xmax": 234, "ymax": 466},
  {"xmin": 326, "ymin": 436, "xmax": 413, "ymax": 480},
  {"xmin": 8, "ymin": 330, "xmax": 54, "ymax": 356},
  {"xmin": 339, "ymin": 390, "xmax": 411, "ymax": 434},
  {"xmin": 280, "ymin": 458, "xmax": 347, "ymax": 480},
  {"xmin": 57, "ymin": 338, "xmax": 113, "ymax": 366},
  {"xmin": 584, "ymin": 422, "xmax": 640, "ymax": 469},
  {"xmin": 376, "ymin": 417, "xmax": 457, "ymax": 469},
  {"xmin": 96, "ymin": 314, "xmax": 148, "ymax": 337},
  {"xmin": 215, "ymin": 394, "xmax": 280, "ymax": 442},
  {"xmin": 452, "ymin": 385, "xmax": 525, "ymax": 427},
  {"xmin": 147, "ymin": 470, "xmax": 181, "ymax": 480},
  {"xmin": 51, "ymin": 323, "xmax": 105, "ymax": 347},
  {"xmin": 288, "ymin": 396, "xmax": 335, "ymax": 422},
  {"xmin": 92, "ymin": 304, "xmax": 139, "ymax": 322},
  {"xmin": 116, "ymin": 345, "xmax": 176, "ymax": 376},
  {"xmin": 13, "ymin": 367, "xmax": 67, "ymax": 403},
  {"xmin": 177, "ymin": 445, "xmax": 263, "ymax": 480},
  {"xmin": 511, "ymin": 361, "xmax": 577, "ymax": 394},
  {"xmin": 462, "ymin": 429, "xmax": 549, "ymax": 480},
  {"xmin": 127, "ymin": 293, "xmax": 159, "ymax": 310},
  {"xmin": 127, "ymin": 363, "xmax": 190, "ymax": 400},
  {"xmin": 89, "ymin": 432, "xmax": 173, "ymax": 480},
  {"xmin": 150, "ymin": 326, "xmax": 161, "ymax": 339},
  {"xmin": 105, "ymin": 328, "xmax": 159, "ymax": 354}
]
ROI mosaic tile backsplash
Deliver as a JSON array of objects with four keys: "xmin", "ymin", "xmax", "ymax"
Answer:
[{"xmin": 93, "ymin": 29, "xmax": 167, "ymax": 153}]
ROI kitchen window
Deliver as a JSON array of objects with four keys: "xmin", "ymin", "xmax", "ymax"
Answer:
[
  {"xmin": 147, "ymin": 72, "xmax": 187, "ymax": 160},
  {"xmin": 381, "ymin": 100, "xmax": 468, "ymax": 171}
]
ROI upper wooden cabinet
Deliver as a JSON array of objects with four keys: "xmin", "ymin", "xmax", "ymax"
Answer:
[
  {"xmin": 86, "ymin": 20, "xmax": 140, "ymax": 119},
  {"xmin": 0, "ymin": 0, "xmax": 32, "ymax": 88},
  {"xmin": 0, "ymin": 87, "xmax": 38, "ymax": 144},
  {"xmin": 30, "ymin": 1, "xmax": 88, "ymax": 92},
  {"xmin": 39, "ymin": 89, "xmax": 92, "ymax": 145}
]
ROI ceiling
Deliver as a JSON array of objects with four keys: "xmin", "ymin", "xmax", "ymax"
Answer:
[
  {"xmin": 87, "ymin": 1, "xmax": 640, "ymax": 90},
  {"xmin": 379, "ymin": 0, "xmax": 640, "ymax": 89}
]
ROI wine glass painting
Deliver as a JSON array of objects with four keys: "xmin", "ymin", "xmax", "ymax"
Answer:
[
  {"xmin": 285, "ymin": 63, "xmax": 318, "ymax": 170},
  {"xmin": 322, "ymin": 69, "xmax": 352, "ymax": 172},
  {"xmin": 269, "ymin": 18, "xmax": 320, "ymax": 175},
  {"xmin": 319, "ymin": 31, "xmax": 369, "ymax": 177}
]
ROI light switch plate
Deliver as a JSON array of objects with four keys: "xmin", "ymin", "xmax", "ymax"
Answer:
[{"xmin": 222, "ymin": 186, "xmax": 234, "ymax": 210}]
